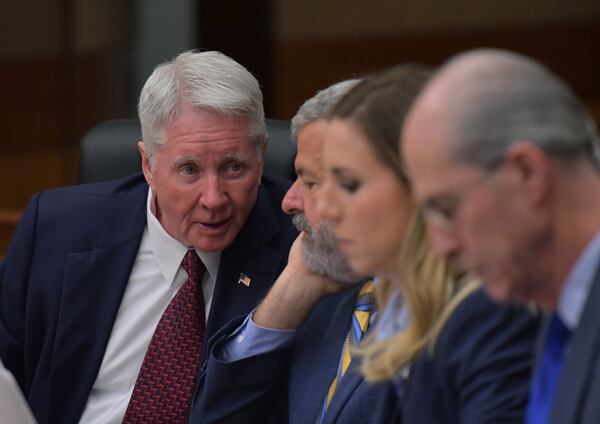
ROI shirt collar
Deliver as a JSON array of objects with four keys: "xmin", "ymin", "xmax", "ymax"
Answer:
[
  {"xmin": 558, "ymin": 230, "xmax": 600, "ymax": 330},
  {"xmin": 373, "ymin": 277, "xmax": 409, "ymax": 341},
  {"xmin": 146, "ymin": 189, "xmax": 220, "ymax": 287}
]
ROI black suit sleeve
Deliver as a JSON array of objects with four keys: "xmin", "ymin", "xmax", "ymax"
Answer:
[{"xmin": 192, "ymin": 315, "xmax": 292, "ymax": 424}]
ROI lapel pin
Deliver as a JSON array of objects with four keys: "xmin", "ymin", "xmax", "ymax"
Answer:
[{"xmin": 238, "ymin": 273, "xmax": 251, "ymax": 287}]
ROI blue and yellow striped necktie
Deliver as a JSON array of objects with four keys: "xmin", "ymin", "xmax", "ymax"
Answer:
[{"xmin": 317, "ymin": 281, "xmax": 374, "ymax": 423}]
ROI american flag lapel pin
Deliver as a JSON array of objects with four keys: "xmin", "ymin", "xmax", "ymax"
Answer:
[{"xmin": 238, "ymin": 273, "xmax": 251, "ymax": 287}]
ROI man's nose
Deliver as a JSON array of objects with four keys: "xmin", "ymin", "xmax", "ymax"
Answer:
[
  {"xmin": 315, "ymin": 178, "xmax": 339, "ymax": 223},
  {"xmin": 281, "ymin": 179, "xmax": 303, "ymax": 215},
  {"xmin": 201, "ymin": 176, "xmax": 228, "ymax": 209}
]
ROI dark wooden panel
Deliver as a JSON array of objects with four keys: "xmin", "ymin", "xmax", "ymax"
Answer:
[
  {"xmin": 199, "ymin": 0, "xmax": 274, "ymax": 114},
  {"xmin": 0, "ymin": 49, "xmax": 132, "ymax": 200},
  {"xmin": 69, "ymin": 50, "xmax": 133, "ymax": 143},
  {"xmin": 273, "ymin": 21, "xmax": 600, "ymax": 120},
  {"xmin": 0, "ymin": 58, "xmax": 63, "ymax": 149},
  {"xmin": 0, "ymin": 210, "xmax": 21, "ymax": 259}
]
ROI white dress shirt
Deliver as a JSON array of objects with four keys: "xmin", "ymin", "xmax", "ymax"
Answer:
[
  {"xmin": 79, "ymin": 190, "xmax": 220, "ymax": 424},
  {"xmin": 0, "ymin": 359, "xmax": 36, "ymax": 424}
]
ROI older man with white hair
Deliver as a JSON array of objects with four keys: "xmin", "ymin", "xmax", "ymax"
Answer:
[{"xmin": 0, "ymin": 50, "xmax": 297, "ymax": 424}]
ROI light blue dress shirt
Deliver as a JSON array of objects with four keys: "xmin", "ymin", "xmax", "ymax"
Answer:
[
  {"xmin": 218, "ymin": 311, "xmax": 296, "ymax": 361},
  {"xmin": 220, "ymin": 280, "xmax": 380, "ymax": 362},
  {"xmin": 557, "ymin": 230, "xmax": 600, "ymax": 331},
  {"xmin": 374, "ymin": 288, "xmax": 409, "ymax": 341},
  {"xmin": 219, "ymin": 278, "xmax": 409, "ymax": 362}
]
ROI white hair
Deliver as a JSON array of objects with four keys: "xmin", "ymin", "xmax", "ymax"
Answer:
[
  {"xmin": 290, "ymin": 79, "xmax": 360, "ymax": 142},
  {"xmin": 138, "ymin": 50, "xmax": 266, "ymax": 163}
]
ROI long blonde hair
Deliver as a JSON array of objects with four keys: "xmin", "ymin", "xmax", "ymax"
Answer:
[
  {"xmin": 328, "ymin": 64, "xmax": 479, "ymax": 381},
  {"xmin": 360, "ymin": 212, "xmax": 478, "ymax": 381}
]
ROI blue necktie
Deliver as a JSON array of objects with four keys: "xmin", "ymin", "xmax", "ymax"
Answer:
[{"xmin": 526, "ymin": 313, "xmax": 572, "ymax": 424}]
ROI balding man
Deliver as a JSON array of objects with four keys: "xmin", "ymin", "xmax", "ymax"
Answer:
[{"xmin": 403, "ymin": 48, "xmax": 600, "ymax": 424}]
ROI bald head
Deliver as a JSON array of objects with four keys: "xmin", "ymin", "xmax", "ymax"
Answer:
[
  {"xmin": 402, "ymin": 48, "xmax": 600, "ymax": 307},
  {"xmin": 407, "ymin": 48, "xmax": 599, "ymax": 171}
]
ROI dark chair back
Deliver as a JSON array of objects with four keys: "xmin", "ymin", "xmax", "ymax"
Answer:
[{"xmin": 79, "ymin": 118, "xmax": 296, "ymax": 184}]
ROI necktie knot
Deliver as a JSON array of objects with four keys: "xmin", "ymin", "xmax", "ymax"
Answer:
[
  {"xmin": 352, "ymin": 281, "xmax": 374, "ymax": 345},
  {"xmin": 182, "ymin": 249, "xmax": 203, "ymax": 283},
  {"xmin": 355, "ymin": 280, "xmax": 375, "ymax": 313}
]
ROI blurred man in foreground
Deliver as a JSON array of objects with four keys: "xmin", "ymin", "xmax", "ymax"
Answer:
[{"xmin": 403, "ymin": 48, "xmax": 600, "ymax": 424}]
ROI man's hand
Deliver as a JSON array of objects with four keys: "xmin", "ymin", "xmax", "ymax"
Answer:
[{"xmin": 253, "ymin": 233, "xmax": 352, "ymax": 329}]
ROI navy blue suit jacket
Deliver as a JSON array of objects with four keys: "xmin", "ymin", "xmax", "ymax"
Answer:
[
  {"xmin": 193, "ymin": 284, "xmax": 393, "ymax": 423},
  {"xmin": 0, "ymin": 172, "xmax": 296, "ymax": 424},
  {"xmin": 394, "ymin": 289, "xmax": 540, "ymax": 423},
  {"xmin": 546, "ymin": 263, "xmax": 600, "ymax": 424}
]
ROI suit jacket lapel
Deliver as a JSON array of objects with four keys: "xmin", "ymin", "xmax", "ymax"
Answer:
[
  {"xmin": 297, "ymin": 289, "xmax": 359, "ymax": 423},
  {"xmin": 48, "ymin": 182, "xmax": 147, "ymax": 423},
  {"xmin": 323, "ymin": 363, "xmax": 365, "ymax": 424},
  {"xmin": 204, "ymin": 183, "xmax": 289, "ymax": 355},
  {"xmin": 552, "ymin": 264, "xmax": 600, "ymax": 424}
]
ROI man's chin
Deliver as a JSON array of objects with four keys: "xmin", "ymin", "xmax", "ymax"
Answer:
[
  {"xmin": 188, "ymin": 233, "xmax": 237, "ymax": 252},
  {"xmin": 304, "ymin": 255, "xmax": 362, "ymax": 284},
  {"xmin": 316, "ymin": 271, "xmax": 364, "ymax": 285}
]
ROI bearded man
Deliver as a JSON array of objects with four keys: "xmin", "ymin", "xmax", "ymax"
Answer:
[{"xmin": 193, "ymin": 79, "xmax": 395, "ymax": 424}]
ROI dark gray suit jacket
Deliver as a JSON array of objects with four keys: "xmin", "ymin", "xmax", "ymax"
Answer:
[{"xmin": 549, "ymin": 265, "xmax": 600, "ymax": 423}]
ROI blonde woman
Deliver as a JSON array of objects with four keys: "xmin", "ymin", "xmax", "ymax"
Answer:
[{"xmin": 317, "ymin": 65, "xmax": 540, "ymax": 423}]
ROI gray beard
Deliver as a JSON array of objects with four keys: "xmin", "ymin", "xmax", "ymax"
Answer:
[{"xmin": 292, "ymin": 214, "xmax": 361, "ymax": 284}]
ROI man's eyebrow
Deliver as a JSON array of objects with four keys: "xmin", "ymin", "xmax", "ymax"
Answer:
[
  {"xmin": 173, "ymin": 155, "xmax": 199, "ymax": 166},
  {"xmin": 224, "ymin": 152, "xmax": 250, "ymax": 162},
  {"xmin": 331, "ymin": 167, "xmax": 354, "ymax": 179}
]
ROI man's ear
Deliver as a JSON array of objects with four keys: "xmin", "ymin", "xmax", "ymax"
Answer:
[
  {"xmin": 503, "ymin": 141, "xmax": 551, "ymax": 205},
  {"xmin": 138, "ymin": 141, "xmax": 155, "ymax": 190}
]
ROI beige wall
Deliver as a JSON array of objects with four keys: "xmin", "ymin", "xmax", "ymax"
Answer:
[{"xmin": 275, "ymin": 0, "xmax": 600, "ymax": 42}]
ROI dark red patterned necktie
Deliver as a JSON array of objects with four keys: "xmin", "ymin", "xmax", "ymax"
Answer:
[{"xmin": 123, "ymin": 249, "xmax": 206, "ymax": 423}]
